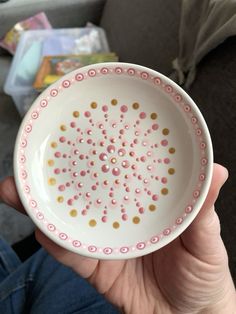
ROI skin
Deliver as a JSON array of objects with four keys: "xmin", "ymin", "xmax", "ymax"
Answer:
[{"xmin": 0, "ymin": 164, "xmax": 235, "ymax": 313}]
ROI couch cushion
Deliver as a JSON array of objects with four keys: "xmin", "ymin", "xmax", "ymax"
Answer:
[
  {"xmin": 0, "ymin": 56, "xmax": 11, "ymax": 93},
  {"xmin": 188, "ymin": 36, "xmax": 236, "ymax": 283},
  {"xmin": 100, "ymin": 0, "xmax": 181, "ymax": 75}
]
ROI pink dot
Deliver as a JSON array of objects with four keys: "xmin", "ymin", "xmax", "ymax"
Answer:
[
  {"xmin": 143, "ymin": 179, "xmax": 149, "ymax": 185},
  {"xmin": 74, "ymin": 149, "xmax": 79, "ymax": 155},
  {"xmin": 62, "ymin": 168, "xmax": 67, "ymax": 173},
  {"xmin": 119, "ymin": 129, "xmax": 125, "ymax": 135},
  {"xmin": 140, "ymin": 156, "xmax": 146, "ymax": 162},
  {"xmin": 62, "ymin": 154, "xmax": 67, "ymax": 158},
  {"xmin": 100, "ymin": 141, "xmax": 105, "ymax": 147},
  {"xmin": 118, "ymin": 148, "xmax": 126, "ymax": 156},
  {"xmin": 67, "ymin": 199, "xmax": 73, "ymax": 206},
  {"xmin": 122, "ymin": 160, "xmax": 130, "ymax": 168},
  {"xmin": 95, "ymin": 199, "xmax": 101, "ymax": 205},
  {"xmin": 125, "ymin": 187, "xmax": 130, "ymax": 192},
  {"xmin": 58, "ymin": 185, "xmax": 65, "ymax": 191},
  {"xmin": 74, "ymin": 195, "xmax": 79, "ymax": 200},
  {"xmin": 79, "ymin": 154, "xmax": 84, "ymax": 160},
  {"xmin": 87, "ymin": 139, "xmax": 92, "ymax": 144},
  {"xmin": 124, "ymin": 195, "xmax": 129, "ymax": 201},
  {"xmin": 164, "ymin": 158, "xmax": 170, "ymax": 164},
  {"xmin": 84, "ymin": 111, "xmax": 91, "ymax": 118},
  {"xmin": 112, "ymin": 167, "xmax": 121, "ymax": 176},
  {"xmin": 161, "ymin": 140, "xmax": 168, "ymax": 146},
  {"xmin": 80, "ymin": 170, "xmax": 86, "ymax": 176},
  {"xmin": 55, "ymin": 152, "xmax": 61, "ymax": 158},
  {"xmin": 99, "ymin": 153, "xmax": 108, "ymax": 161},
  {"xmin": 135, "ymin": 188, "xmax": 141, "ymax": 194},
  {"xmin": 82, "ymin": 210, "xmax": 87, "ymax": 216},
  {"xmin": 102, "ymin": 105, "xmax": 108, "ymax": 112},
  {"xmin": 111, "ymin": 199, "xmax": 117, "ymax": 205},
  {"xmin": 103, "ymin": 180, "xmax": 109, "ymax": 186},
  {"xmin": 102, "ymin": 216, "xmax": 107, "ymax": 223},
  {"xmin": 70, "ymin": 122, "xmax": 76, "ymax": 128},
  {"xmin": 161, "ymin": 177, "xmax": 167, "ymax": 184},
  {"xmin": 152, "ymin": 194, "xmax": 158, "ymax": 201},
  {"xmin": 66, "ymin": 182, "xmax": 70, "ymax": 187},
  {"xmin": 147, "ymin": 190, "xmax": 152, "ymax": 196},
  {"xmin": 101, "ymin": 165, "xmax": 110, "ymax": 173},
  {"xmin": 152, "ymin": 124, "xmax": 159, "ymax": 130},
  {"xmin": 109, "ymin": 192, "xmax": 114, "ymax": 197},
  {"xmin": 54, "ymin": 168, "xmax": 60, "ymax": 174},
  {"xmin": 139, "ymin": 112, "xmax": 146, "ymax": 119},
  {"xmin": 85, "ymin": 192, "xmax": 91, "ymax": 198},
  {"xmin": 122, "ymin": 214, "xmax": 128, "ymax": 221},
  {"xmin": 77, "ymin": 182, "xmax": 83, "ymax": 188},
  {"xmin": 120, "ymin": 105, "xmax": 128, "ymax": 113},
  {"xmin": 147, "ymin": 165, "xmax": 153, "ymax": 171},
  {"xmin": 139, "ymin": 207, "xmax": 144, "ymax": 214},
  {"xmin": 107, "ymin": 145, "xmax": 116, "ymax": 153},
  {"xmin": 59, "ymin": 136, "xmax": 66, "ymax": 143},
  {"xmin": 73, "ymin": 172, "xmax": 78, "ymax": 177}
]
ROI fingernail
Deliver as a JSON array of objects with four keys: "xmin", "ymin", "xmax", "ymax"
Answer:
[{"xmin": 222, "ymin": 166, "xmax": 229, "ymax": 182}]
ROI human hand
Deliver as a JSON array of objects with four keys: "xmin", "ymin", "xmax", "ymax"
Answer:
[{"xmin": 0, "ymin": 164, "xmax": 235, "ymax": 313}]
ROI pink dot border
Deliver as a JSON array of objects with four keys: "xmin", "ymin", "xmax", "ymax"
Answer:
[{"xmin": 16, "ymin": 64, "xmax": 211, "ymax": 258}]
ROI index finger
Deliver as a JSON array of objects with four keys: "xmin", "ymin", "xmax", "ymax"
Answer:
[{"xmin": 0, "ymin": 176, "xmax": 26, "ymax": 215}]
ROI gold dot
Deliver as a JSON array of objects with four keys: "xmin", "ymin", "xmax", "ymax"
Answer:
[
  {"xmin": 133, "ymin": 216, "xmax": 140, "ymax": 224},
  {"xmin": 113, "ymin": 221, "xmax": 120, "ymax": 229},
  {"xmin": 60, "ymin": 125, "xmax": 67, "ymax": 131},
  {"xmin": 48, "ymin": 178, "xmax": 56, "ymax": 186},
  {"xmin": 149, "ymin": 204, "xmax": 156, "ymax": 212},
  {"xmin": 70, "ymin": 209, "xmax": 78, "ymax": 217},
  {"xmin": 73, "ymin": 111, "xmax": 80, "ymax": 118},
  {"xmin": 51, "ymin": 142, "xmax": 57, "ymax": 148},
  {"xmin": 161, "ymin": 188, "xmax": 169, "ymax": 195},
  {"xmin": 168, "ymin": 168, "xmax": 175, "ymax": 175},
  {"xmin": 57, "ymin": 196, "xmax": 64, "ymax": 203},
  {"xmin": 111, "ymin": 99, "xmax": 118, "ymax": 106},
  {"xmin": 48, "ymin": 160, "xmax": 54, "ymax": 167},
  {"xmin": 132, "ymin": 102, "xmax": 140, "ymax": 110},
  {"xmin": 89, "ymin": 219, "xmax": 97, "ymax": 227},
  {"xmin": 169, "ymin": 147, "xmax": 176, "ymax": 154},
  {"xmin": 162, "ymin": 128, "xmax": 169, "ymax": 135},
  {"xmin": 150, "ymin": 113, "xmax": 157, "ymax": 120},
  {"xmin": 90, "ymin": 102, "xmax": 97, "ymax": 109},
  {"xmin": 111, "ymin": 157, "xmax": 117, "ymax": 164}
]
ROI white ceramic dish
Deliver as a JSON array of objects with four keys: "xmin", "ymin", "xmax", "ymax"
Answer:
[{"xmin": 14, "ymin": 63, "xmax": 213, "ymax": 259}]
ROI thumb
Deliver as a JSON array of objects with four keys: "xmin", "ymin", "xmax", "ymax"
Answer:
[{"xmin": 181, "ymin": 163, "xmax": 228, "ymax": 261}]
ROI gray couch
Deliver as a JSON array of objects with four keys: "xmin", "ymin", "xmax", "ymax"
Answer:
[{"xmin": 0, "ymin": 0, "xmax": 235, "ymax": 281}]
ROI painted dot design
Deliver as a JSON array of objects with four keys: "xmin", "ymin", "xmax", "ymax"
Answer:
[{"xmin": 47, "ymin": 99, "xmax": 176, "ymax": 229}]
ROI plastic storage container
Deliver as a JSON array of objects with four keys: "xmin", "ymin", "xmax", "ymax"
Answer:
[{"xmin": 4, "ymin": 28, "xmax": 110, "ymax": 116}]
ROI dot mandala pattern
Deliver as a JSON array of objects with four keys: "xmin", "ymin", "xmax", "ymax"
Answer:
[
  {"xmin": 48, "ymin": 99, "xmax": 175, "ymax": 229},
  {"xmin": 17, "ymin": 65, "xmax": 209, "ymax": 257}
]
